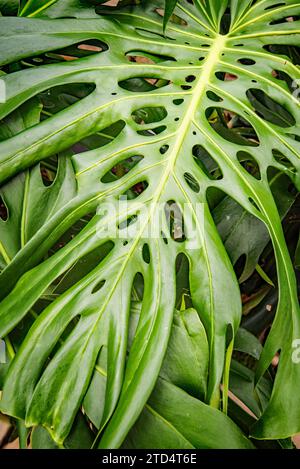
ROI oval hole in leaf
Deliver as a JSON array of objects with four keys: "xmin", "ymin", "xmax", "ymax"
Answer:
[
  {"xmin": 126, "ymin": 50, "xmax": 176, "ymax": 64},
  {"xmin": 92, "ymin": 279, "xmax": 106, "ymax": 294},
  {"xmin": 161, "ymin": 231, "xmax": 168, "ymax": 245},
  {"xmin": 264, "ymin": 3, "xmax": 286, "ymax": 10},
  {"xmin": 77, "ymin": 41, "xmax": 103, "ymax": 53},
  {"xmin": 220, "ymin": 10, "xmax": 231, "ymax": 35},
  {"xmin": 131, "ymin": 272, "xmax": 144, "ymax": 305},
  {"xmin": 119, "ymin": 77, "xmax": 170, "ymax": 92},
  {"xmin": 237, "ymin": 151, "xmax": 261, "ymax": 180},
  {"xmin": 185, "ymin": 75, "xmax": 196, "ymax": 83},
  {"xmin": 207, "ymin": 107, "xmax": 260, "ymax": 147},
  {"xmin": 286, "ymin": 133, "xmax": 300, "ymax": 142},
  {"xmin": 192, "ymin": 145, "xmax": 223, "ymax": 180},
  {"xmin": 238, "ymin": 58, "xmax": 256, "ymax": 65},
  {"xmin": 72, "ymin": 120, "xmax": 126, "ymax": 154},
  {"xmin": 118, "ymin": 214, "xmax": 138, "ymax": 230},
  {"xmin": 248, "ymin": 198, "xmax": 260, "ymax": 212},
  {"xmin": 160, "ymin": 145, "xmax": 169, "ymax": 155},
  {"xmin": 49, "ymin": 39, "xmax": 106, "ymax": 60},
  {"xmin": 142, "ymin": 244, "xmax": 150, "ymax": 264},
  {"xmin": 270, "ymin": 15, "xmax": 300, "ymax": 25},
  {"xmin": 175, "ymin": 252, "xmax": 192, "ymax": 308},
  {"xmin": 215, "ymin": 71, "xmax": 238, "ymax": 81},
  {"xmin": 51, "ymin": 241, "xmax": 114, "ymax": 293},
  {"xmin": 206, "ymin": 187, "xmax": 227, "ymax": 211},
  {"xmin": 101, "ymin": 155, "xmax": 144, "ymax": 183},
  {"xmin": 121, "ymin": 181, "xmax": 149, "ymax": 200},
  {"xmin": 206, "ymin": 91, "xmax": 223, "ymax": 102},
  {"xmin": 132, "ymin": 106, "xmax": 167, "ymax": 124},
  {"xmin": 271, "ymin": 149, "xmax": 297, "ymax": 173},
  {"xmin": 165, "ymin": 200, "xmax": 186, "ymax": 243},
  {"xmin": 23, "ymin": 39, "xmax": 107, "ymax": 67},
  {"xmin": 246, "ymin": 89, "xmax": 296, "ymax": 128},
  {"xmin": 272, "ymin": 70, "xmax": 294, "ymax": 91},
  {"xmin": 267, "ymin": 167, "xmax": 298, "ymax": 204},
  {"xmin": 40, "ymin": 154, "xmax": 58, "ymax": 187},
  {"xmin": 36, "ymin": 83, "xmax": 95, "ymax": 121},
  {"xmin": 226, "ymin": 323, "xmax": 234, "ymax": 347},
  {"xmin": 184, "ymin": 172, "xmax": 200, "ymax": 193},
  {"xmin": 263, "ymin": 44, "xmax": 300, "ymax": 65},
  {"xmin": 0, "ymin": 195, "xmax": 8, "ymax": 221},
  {"xmin": 173, "ymin": 99, "xmax": 184, "ymax": 105},
  {"xmin": 137, "ymin": 125, "xmax": 167, "ymax": 136},
  {"xmin": 48, "ymin": 211, "xmax": 94, "ymax": 258}
]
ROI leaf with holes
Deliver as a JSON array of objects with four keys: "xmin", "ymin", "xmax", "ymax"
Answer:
[{"xmin": 0, "ymin": 0, "xmax": 299, "ymax": 447}]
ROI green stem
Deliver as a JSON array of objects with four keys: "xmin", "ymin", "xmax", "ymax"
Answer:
[
  {"xmin": 4, "ymin": 335, "xmax": 15, "ymax": 359},
  {"xmin": 222, "ymin": 338, "xmax": 234, "ymax": 414},
  {"xmin": 17, "ymin": 421, "xmax": 28, "ymax": 449}
]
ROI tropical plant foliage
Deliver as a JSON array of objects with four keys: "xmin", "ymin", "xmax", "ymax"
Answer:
[{"xmin": 0, "ymin": 0, "xmax": 299, "ymax": 449}]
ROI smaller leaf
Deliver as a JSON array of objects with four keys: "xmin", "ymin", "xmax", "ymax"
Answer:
[
  {"xmin": 255, "ymin": 264, "xmax": 275, "ymax": 288},
  {"xmin": 19, "ymin": 0, "xmax": 59, "ymax": 17},
  {"xmin": 163, "ymin": 0, "xmax": 178, "ymax": 32}
]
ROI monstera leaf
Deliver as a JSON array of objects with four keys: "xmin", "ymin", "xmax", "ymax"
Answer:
[{"xmin": 0, "ymin": 0, "xmax": 299, "ymax": 448}]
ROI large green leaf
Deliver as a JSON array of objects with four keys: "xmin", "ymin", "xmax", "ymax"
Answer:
[{"xmin": 0, "ymin": 0, "xmax": 299, "ymax": 447}]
